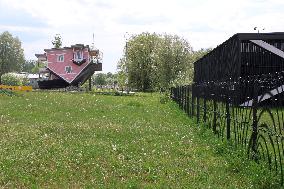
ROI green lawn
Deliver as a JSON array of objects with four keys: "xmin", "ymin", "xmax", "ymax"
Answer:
[{"xmin": 0, "ymin": 92, "xmax": 280, "ymax": 188}]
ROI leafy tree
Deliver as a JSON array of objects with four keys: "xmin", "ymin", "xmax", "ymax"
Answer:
[
  {"xmin": 93, "ymin": 73, "xmax": 107, "ymax": 86},
  {"xmin": 0, "ymin": 31, "xmax": 25, "ymax": 84},
  {"xmin": 31, "ymin": 61, "xmax": 45, "ymax": 74},
  {"xmin": 21, "ymin": 60, "xmax": 37, "ymax": 73},
  {"xmin": 106, "ymin": 72, "xmax": 113, "ymax": 78},
  {"xmin": 155, "ymin": 34, "xmax": 193, "ymax": 89},
  {"xmin": 117, "ymin": 57, "xmax": 128, "ymax": 90},
  {"xmin": 21, "ymin": 59, "xmax": 47, "ymax": 74},
  {"xmin": 117, "ymin": 32, "xmax": 202, "ymax": 92},
  {"xmin": 192, "ymin": 48, "xmax": 212, "ymax": 62},
  {"xmin": 105, "ymin": 72, "xmax": 117, "ymax": 86},
  {"xmin": 124, "ymin": 32, "xmax": 160, "ymax": 91},
  {"xmin": 93, "ymin": 72, "xmax": 119, "ymax": 88},
  {"xmin": 169, "ymin": 48, "xmax": 211, "ymax": 86},
  {"xmin": 52, "ymin": 34, "xmax": 62, "ymax": 48}
]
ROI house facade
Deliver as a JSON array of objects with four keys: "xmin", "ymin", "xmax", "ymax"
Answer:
[{"xmin": 36, "ymin": 44, "xmax": 102, "ymax": 89}]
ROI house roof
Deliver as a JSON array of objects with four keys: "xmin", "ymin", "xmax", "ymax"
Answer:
[
  {"xmin": 194, "ymin": 32, "xmax": 284, "ymax": 65},
  {"xmin": 235, "ymin": 32, "xmax": 284, "ymax": 40},
  {"xmin": 35, "ymin": 53, "xmax": 46, "ymax": 58},
  {"xmin": 27, "ymin": 74, "xmax": 40, "ymax": 79},
  {"xmin": 44, "ymin": 44, "xmax": 90, "ymax": 52},
  {"xmin": 47, "ymin": 60, "xmax": 90, "ymax": 84}
]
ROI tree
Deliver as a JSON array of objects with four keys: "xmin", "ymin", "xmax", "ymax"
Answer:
[
  {"xmin": 0, "ymin": 31, "xmax": 25, "ymax": 84},
  {"xmin": 106, "ymin": 72, "xmax": 113, "ymax": 78},
  {"xmin": 123, "ymin": 32, "xmax": 160, "ymax": 91},
  {"xmin": 117, "ymin": 71, "xmax": 127, "ymax": 91},
  {"xmin": 52, "ymin": 34, "xmax": 62, "ymax": 48},
  {"xmin": 93, "ymin": 73, "xmax": 107, "ymax": 86},
  {"xmin": 105, "ymin": 72, "xmax": 115, "ymax": 86},
  {"xmin": 31, "ymin": 61, "xmax": 45, "ymax": 74},
  {"xmin": 117, "ymin": 57, "xmax": 128, "ymax": 90},
  {"xmin": 155, "ymin": 34, "xmax": 193, "ymax": 89},
  {"xmin": 117, "ymin": 32, "xmax": 199, "ymax": 92},
  {"xmin": 192, "ymin": 48, "xmax": 212, "ymax": 62},
  {"xmin": 21, "ymin": 60, "xmax": 37, "ymax": 73},
  {"xmin": 181, "ymin": 48, "xmax": 212, "ymax": 85}
]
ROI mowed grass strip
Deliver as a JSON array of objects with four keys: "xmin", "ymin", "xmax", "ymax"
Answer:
[{"xmin": 0, "ymin": 92, "xmax": 280, "ymax": 188}]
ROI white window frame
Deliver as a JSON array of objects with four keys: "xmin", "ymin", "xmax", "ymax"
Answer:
[
  {"xmin": 57, "ymin": 54, "xmax": 64, "ymax": 62},
  {"xmin": 74, "ymin": 50, "xmax": 83, "ymax": 61},
  {"xmin": 65, "ymin": 66, "xmax": 73, "ymax": 74}
]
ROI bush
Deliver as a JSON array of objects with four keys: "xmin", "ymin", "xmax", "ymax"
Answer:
[{"xmin": 1, "ymin": 73, "xmax": 25, "ymax": 86}]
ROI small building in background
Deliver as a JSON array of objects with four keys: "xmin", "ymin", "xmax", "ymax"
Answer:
[{"xmin": 27, "ymin": 74, "xmax": 40, "ymax": 88}]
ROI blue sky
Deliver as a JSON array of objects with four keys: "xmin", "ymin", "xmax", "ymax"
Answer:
[{"xmin": 1, "ymin": 0, "xmax": 284, "ymax": 73}]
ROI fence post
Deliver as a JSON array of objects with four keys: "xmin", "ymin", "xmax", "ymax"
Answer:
[
  {"xmin": 184, "ymin": 85, "xmax": 188, "ymax": 113},
  {"xmin": 213, "ymin": 99, "xmax": 217, "ymax": 134},
  {"xmin": 179, "ymin": 86, "xmax": 182, "ymax": 108},
  {"xmin": 175, "ymin": 87, "xmax": 177, "ymax": 102},
  {"xmin": 226, "ymin": 98, "xmax": 231, "ymax": 140},
  {"xmin": 174, "ymin": 87, "xmax": 176, "ymax": 102},
  {"xmin": 183, "ymin": 86, "xmax": 186, "ymax": 111},
  {"xmin": 186, "ymin": 86, "xmax": 189, "ymax": 116},
  {"xmin": 191, "ymin": 86, "xmax": 195, "ymax": 117},
  {"xmin": 184, "ymin": 85, "xmax": 188, "ymax": 114},
  {"xmin": 203, "ymin": 98, "xmax": 207, "ymax": 123},
  {"xmin": 188, "ymin": 86, "xmax": 191, "ymax": 117},
  {"xmin": 251, "ymin": 83, "xmax": 258, "ymax": 160},
  {"xmin": 181, "ymin": 86, "xmax": 184, "ymax": 110},
  {"xmin": 178, "ymin": 86, "xmax": 181, "ymax": 108},
  {"xmin": 197, "ymin": 97, "xmax": 200, "ymax": 123}
]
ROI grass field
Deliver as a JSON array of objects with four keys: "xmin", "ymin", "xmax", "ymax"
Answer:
[{"xmin": 0, "ymin": 91, "xmax": 281, "ymax": 188}]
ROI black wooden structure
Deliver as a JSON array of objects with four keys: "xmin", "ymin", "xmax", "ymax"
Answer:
[
  {"xmin": 193, "ymin": 33, "xmax": 284, "ymax": 105},
  {"xmin": 194, "ymin": 32, "xmax": 284, "ymax": 83}
]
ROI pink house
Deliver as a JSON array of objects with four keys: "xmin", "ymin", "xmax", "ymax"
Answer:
[{"xmin": 35, "ymin": 44, "xmax": 102, "ymax": 89}]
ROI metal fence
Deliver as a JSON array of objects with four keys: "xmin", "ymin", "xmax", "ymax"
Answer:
[{"xmin": 171, "ymin": 71, "xmax": 284, "ymax": 185}]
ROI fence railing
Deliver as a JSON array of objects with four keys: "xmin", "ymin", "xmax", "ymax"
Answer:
[{"xmin": 171, "ymin": 72, "xmax": 284, "ymax": 185}]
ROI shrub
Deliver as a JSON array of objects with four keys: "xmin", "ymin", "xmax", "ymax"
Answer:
[{"xmin": 1, "ymin": 73, "xmax": 25, "ymax": 86}]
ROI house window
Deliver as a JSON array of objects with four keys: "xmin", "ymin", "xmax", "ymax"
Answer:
[
  {"xmin": 57, "ymin": 54, "xmax": 64, "ymax": 62},
  {"xmin": 65, "ymin": 66, "xmax": 73, "ymax": 74},
  {"xmin": 74, "ymin": 51, "xmax": 83, "ymax": 60}
]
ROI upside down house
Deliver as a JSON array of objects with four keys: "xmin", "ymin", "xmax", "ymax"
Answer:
[{"xmin": 35, "ymin": 44, "xmax": 102, "ymax": 89}]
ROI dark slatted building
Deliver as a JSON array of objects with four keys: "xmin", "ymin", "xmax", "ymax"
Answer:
[
  {"xmin": 193, "ymin": 33, "xmax": 284, "ymax": 105},
  {"xmin": 194, "ymin": 33, "xmax": 284, "ymax": 83}
]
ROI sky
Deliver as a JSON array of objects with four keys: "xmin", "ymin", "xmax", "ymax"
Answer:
[{"xmin": 0, "ymin": 0, "xmax": 284, "ymax": 73}]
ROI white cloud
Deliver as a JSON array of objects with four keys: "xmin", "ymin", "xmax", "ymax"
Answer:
[{"xmin": 0, "ymin": 0, "xmax": 284, "ymax": 72}]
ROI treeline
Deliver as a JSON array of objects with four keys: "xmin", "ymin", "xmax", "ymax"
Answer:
[
  {"xmin": 117, "ymin": 32, "xmax": 211, "ymax": 92},
  {"xmin": 0, "ymin": 31, "xmax": 46, "ymax": 84},
  {"xmin": 0, "ymin": 31, "xmax": 25, "ymax": 84},
  {"xmin": 92, "ymin": 72, "xmax": 117, "ymax": 86},
  {"xmin": 21, "ymin": 60, "xmax": 45, "ymax": 74}
]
